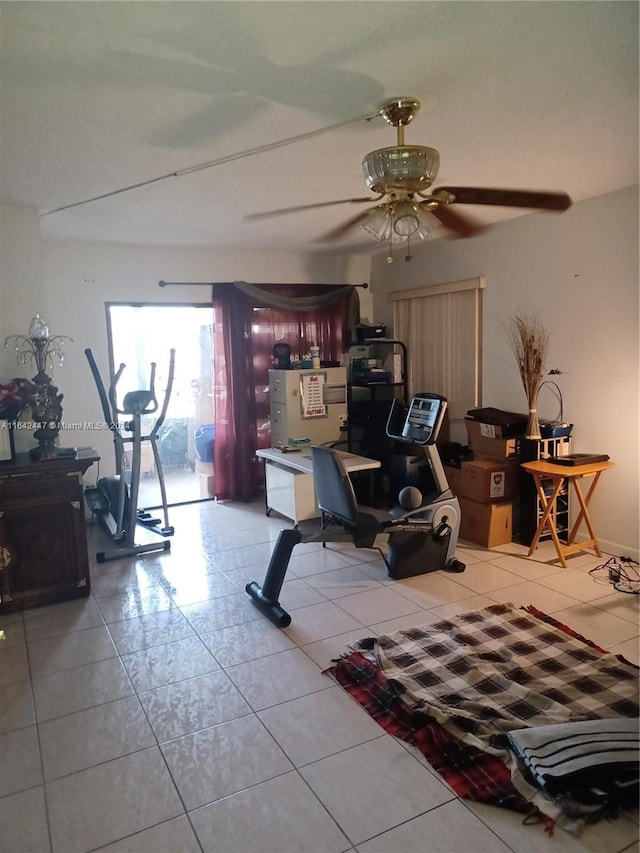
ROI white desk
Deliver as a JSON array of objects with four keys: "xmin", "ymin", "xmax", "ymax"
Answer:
[{"xmin": 256, "ymin": 447, "xmax": 381, "ymax": 524}]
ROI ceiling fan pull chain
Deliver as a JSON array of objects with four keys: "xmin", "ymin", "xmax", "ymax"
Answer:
[
  {"xmin": 385, "ymin": 232, "xmax": 395, "ymax": 265},
  {"xmin": 405, "ymin": 234, "xmax": 413, "ymax": 263}
]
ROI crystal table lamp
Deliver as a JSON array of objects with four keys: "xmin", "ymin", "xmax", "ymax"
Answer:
[{"xmin": 5, "ymin": 314, "xmax": 76, "ymax": 460}]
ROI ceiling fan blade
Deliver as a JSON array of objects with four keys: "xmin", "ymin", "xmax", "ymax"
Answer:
[
  {"xmin": 436, "ymin": 187, "xmax": 572, "ymax": 211},
  {"xmin": 245, "ymin": 197, "xmax": 375, "ymax": 222},
  {"xmin": 428, "ymin": 203, "xmax": 487, "ymax": 238},
  {"xmin": 314, "ymin": 208, "xmax": 377, "ymax": 243}
]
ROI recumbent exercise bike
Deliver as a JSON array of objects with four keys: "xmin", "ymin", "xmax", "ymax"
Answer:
[{"xmin": 246, "ymin": 392, "xmax": 466, "ymax": 627}]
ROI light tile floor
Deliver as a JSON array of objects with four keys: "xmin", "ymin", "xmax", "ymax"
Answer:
[{"xmin": 1, "ymin": 499, "xmax": 638, "ymax": 853}]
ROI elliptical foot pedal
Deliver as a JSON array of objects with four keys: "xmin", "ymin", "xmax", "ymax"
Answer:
[{"xmin": 85, "ymin": 487, "xmax": 111, "ymax": 515}]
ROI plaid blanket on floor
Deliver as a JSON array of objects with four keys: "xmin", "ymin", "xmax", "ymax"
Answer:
[{"xmin": 329, "ymin": 603, "xmax": 639, "ymax": 831}]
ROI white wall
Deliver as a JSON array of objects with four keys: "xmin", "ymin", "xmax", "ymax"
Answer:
[
  {"xmin": 370, "ymin": 186, "xmax": 639, "ymax": 560},
  {"xmin": 0, "ymin": 222, "xmax": 370, "ymax": 467},
  {"xmin": 0, "ymin": 205, "xmax": 45, "ymax": 378}
]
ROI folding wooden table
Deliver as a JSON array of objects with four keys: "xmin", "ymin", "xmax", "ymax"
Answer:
[{"xmin": 520, "ymin": 458, "xmax": 614, "ymax": 568}]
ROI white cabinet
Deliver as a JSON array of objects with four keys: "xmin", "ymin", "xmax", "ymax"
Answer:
[
  {"xmin": 256, "ymin": 447, "xmax": 381, "ymax": 525},
  {"xmin": 264, "ymin": 461, "xmax": 320, "ymax": 523},
  {"xmin": 269, "ymin": 367, "xmax": 347, "ymax": 450}
]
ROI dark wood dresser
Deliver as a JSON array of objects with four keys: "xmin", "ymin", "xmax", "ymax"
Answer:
[{"xmin": 0, "ymin": 448, "xmax": 99, "ymax": 612}]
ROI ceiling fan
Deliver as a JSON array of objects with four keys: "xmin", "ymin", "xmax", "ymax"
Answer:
[{"xmin": 246, "ymin": 97, "xmax": 572, "ymax": 259}]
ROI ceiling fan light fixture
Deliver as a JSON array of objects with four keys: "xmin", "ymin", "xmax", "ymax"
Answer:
[
  {"xmin": 361, "ymin": 205, "xmax": 395, "ymax": 243},
  {"xmin": 361, "ymin": 201, "xmax": 441, "ymax": 244},
  {"xmin": 362, "ymin": 145, "xmax": 440, "ymax": 194},
  {"xmin": 392, "ymin": 200, "xmax": 420, "ymax": 236},
  {"xmin": 400, "ymin": 205, "xmax": 440, "ymax": 241}
]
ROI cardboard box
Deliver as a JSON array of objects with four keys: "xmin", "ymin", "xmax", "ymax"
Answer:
[
  {"xmin": 445, "ymin": 460, "xmax": 516, "ymax": 503},
  {"xmin": 459, "ymin": 497, "xmax": 513, "ymax": 548},
  {"xmin": 199, "ymin": 473, "xmax": 215, "ymax": 498},
  {"xmin": 473, "ymin": 451, "xmax": 523, "ymax": 495},
  {"xmin": 465, "ymin": 419, "xmax": 521, "ymax": 459},
  {"xmin": 458, "ymin": 459, "xmax": 515, "ymax": 502},
  {"xmin": 465, "ymin": 409, "xmax": 527, "ymax": 438},
  {"xmin": 444, "ymin": 464, "xmax": 462, "ymax": 496},
  {"xmin": 124, "ymin": 444, "xmax": 155, "ymax": 476},
  {"xmin": 196, "ymin": 459, "xmax": 215, "ymax": 497},
  {"xmin": 195, "ymin": 459, "xmax": 214, "ymax": 475}
]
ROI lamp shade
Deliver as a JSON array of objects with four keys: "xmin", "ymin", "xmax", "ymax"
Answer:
[
  {"xmin": 28, "ymin": 314, "xmax": 49, "ymax": 340},
  {"xmin": 361, "ymin": 201, "xmax": 441, "ymax": 244}
]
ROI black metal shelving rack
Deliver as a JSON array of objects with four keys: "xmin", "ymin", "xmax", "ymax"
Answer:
[
  {"xmin": 517, "ymin": 435, "xmax": 573, "ymax": 545},
  {"xmin": 345, "ymin": 338, "xmax": 408, "ymax": 502}
]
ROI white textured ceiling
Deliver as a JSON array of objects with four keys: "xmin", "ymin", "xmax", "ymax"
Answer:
[{"xmin": 1, "ymin": 1, "xmax": 638, "ymax": 253}]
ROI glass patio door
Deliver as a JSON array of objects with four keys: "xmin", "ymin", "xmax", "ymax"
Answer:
[{"xmin": 106, "ymin": 303, "xmax": 214, "ymax": 508}]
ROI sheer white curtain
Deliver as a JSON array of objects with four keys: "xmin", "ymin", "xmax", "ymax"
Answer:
[{"xmin": 390, "ymin": 277, "xmax": 485, "ymax": 422}]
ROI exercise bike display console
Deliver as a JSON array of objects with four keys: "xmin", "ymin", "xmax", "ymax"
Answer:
[
  {"xmin": 399, "ymin": 394, "xmax": 446, "ymax": 444},
  {"xmin": 246, "ymin": 391, "xmax": 466, "ymax": 627}
]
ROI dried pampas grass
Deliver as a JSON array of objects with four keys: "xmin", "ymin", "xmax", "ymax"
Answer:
[{"xmin": 505, "ymin": 311, "xmax": 549, "ymax": 439}]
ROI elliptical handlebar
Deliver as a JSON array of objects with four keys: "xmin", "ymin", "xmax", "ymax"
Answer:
[
  {"xmin": 108, "ymin": 363, "xmax": 126, "ymax": 417},
  {"xmin": 110, "ymin": 362, "xmax": 160, "ymax": 417},
  {"xmin": 147, "ymin": 362, "xmax": 158, "ymax": 412},
  {"xmin": 85, "ymin": 348, "xmax": 176, "ymax": 426},
  {"xmin": 85, "ymin": 348, "xmax": 118, "ymax": 433},
  {"xmin": 149, "ymin": 349, "xmax": 176, "ymax": 438}
]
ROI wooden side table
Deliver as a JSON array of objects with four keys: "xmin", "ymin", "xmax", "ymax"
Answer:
[{"xmin": 520, "ymin": 458, "xmax": 614, "ymax": 568}]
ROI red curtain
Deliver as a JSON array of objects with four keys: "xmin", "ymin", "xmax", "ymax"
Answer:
[{"xmin": 212, "ymin": 283, "xmax": 360, "ymax": 501}]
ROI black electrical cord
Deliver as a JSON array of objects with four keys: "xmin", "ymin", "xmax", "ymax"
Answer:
[{"xmin": 589, "ymin": 555, "xmax": 640, "ymax": 595}]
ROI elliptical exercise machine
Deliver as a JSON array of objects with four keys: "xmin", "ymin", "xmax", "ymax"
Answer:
[{"xmin": 85, "ymin": 347, "xmax": 176, "ymax": 563}]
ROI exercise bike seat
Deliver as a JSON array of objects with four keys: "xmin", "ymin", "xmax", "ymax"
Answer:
[{"xmin": 312, "ymin": 445, "xmax": 401, "ymax": 545}]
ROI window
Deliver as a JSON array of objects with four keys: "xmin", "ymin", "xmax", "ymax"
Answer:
[{"xmin": 389, "ymin": 276, "xmax": 485, "ymax": 423}]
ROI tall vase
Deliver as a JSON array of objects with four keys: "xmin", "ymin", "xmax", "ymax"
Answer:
[{"xmin": 525, "ymin": 392, "xmax": 542, "ymax": 440}]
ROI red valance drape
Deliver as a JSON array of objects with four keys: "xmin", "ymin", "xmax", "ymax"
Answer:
[{"xmin": 211, "ymin": 283, "xmax": 360, "ymax": 501}]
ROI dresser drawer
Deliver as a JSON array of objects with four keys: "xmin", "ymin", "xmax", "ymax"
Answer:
[{"xmin": 0, "ymin": 469, "xmax": 82, "ymax": 506}]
